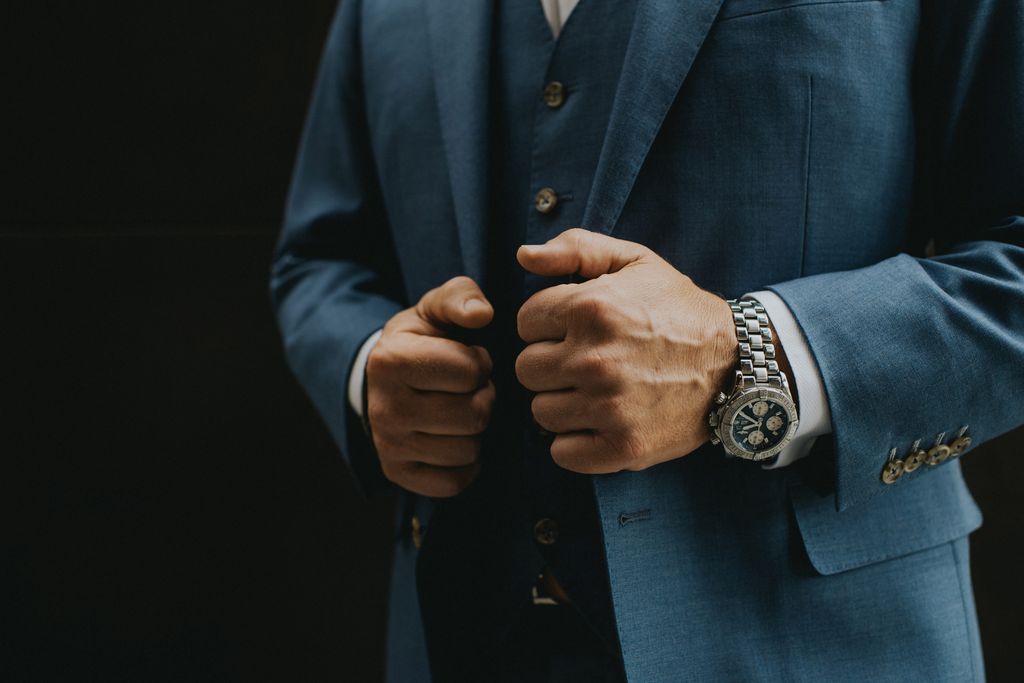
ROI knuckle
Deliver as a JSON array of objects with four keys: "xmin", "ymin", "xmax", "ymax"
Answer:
[
  {"xmin": 549, "ymin": 439, "xmax": 580, "ymax": 472},
  {"xmin": 432, "ymin": 481, "xmax": 460, "ymax": 498},
  {"xmin": 549, "ymin": 448, "xmax": 570, "ymax": 471},
  {"xmin": 470, "ymin": 348, "xmax": 493, "ymax": 385},
  {"xmin": 474, "ymin": 345, "xmax": 493, "ymax": 371},
  {"xmin": 449, "ymin": 437, "xmax": 481, "ymax": 463},
  {"xmin": 365, "ymin": 392, "xmax": 385, "ymax": 419},
  {"xmin": 479, "ymin": 381, "xmax": 496, "ymax": 409},
  {"xmin": 514, "ymin": 349, "xmax": 533, "ymax": 385},
  {"xmin": 530, "ymin": 396, "xmax": 558, "ymax": 432},
  {"xmin": 436, "ymin": 469, "xmax": 475, "ymax": 498},
  {"xmin": 564, "ymin": 227, "xmax": 588, "ymax": 243},
  {"xmin": 366, "ymin": 344, "xmax": 399, "ymax": 376},
  {"xmin": 515, "ymin": 303, "xmax": 532, "ymax": 337},
  {"xmin": 470, "ymin": 399, "xmax": 492, "ymax": 432},
  {"xmin": 619, "ymin": 434, "xmax": 648, "ymax": 470},
  {"xmin": 574, "ymin": 294, "xmax": 611, "ymax": 326},
  {"xmin": 366, "ymin": 398, "xmax": 392, "ymax": 430},
  {"xmin": 530, "ymin": 395, "xmax": 546, "ymax": 423},
  {"xmin": 604, "ymin": 394, "xmax": 628, "ymax": 422},
  {"xmin": 446, "ymin": 275, "xmax": 475, "ymax": 290},
  {"xmin": 451, "ymin": 372, "xmax": 478, "ymax": 394},
  {"xmin": 578, "ymin": 348, "xmax": 614, "ymax": 381},
  {"xmin": 378, "ymin": 459, "xmax": 405, "ymax": 485}
]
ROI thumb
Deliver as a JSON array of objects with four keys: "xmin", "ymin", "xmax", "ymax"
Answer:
[
  {"xmin": 415, "ymin": 275, "xmax": 494, "ymax": 330},
  {"xmin": 517, "ymin": 228, "xmax": 649, "ymax": 279}
]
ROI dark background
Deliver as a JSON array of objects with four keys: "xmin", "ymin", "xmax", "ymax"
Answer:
[{"xmin": 3, "ymin": 2, "xmax": 1020, "ymax": 680}]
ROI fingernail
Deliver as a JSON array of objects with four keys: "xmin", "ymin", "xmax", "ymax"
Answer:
[{"xmin": 464, "ymin": 298, "xmax": 487, "ymax": 313}]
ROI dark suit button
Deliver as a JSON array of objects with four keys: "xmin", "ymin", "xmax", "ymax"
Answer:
[
  {"xmin": 534, "ymin": 187, "xmax": 558, "ymax": 214},
  {"xmin": 533, "ymin": 518, "xmax": 560, "ymax": 545},
  {"xmin": 543, "ymin": 81, "xmax": 566, "ymax": 108}
]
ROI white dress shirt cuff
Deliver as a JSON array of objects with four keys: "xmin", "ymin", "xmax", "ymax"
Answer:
[
  {"xmin": 348, "ymin": 328, "xmax": 383, "ymax": 418},
  {"xmin": 743, "ymin": 290, "xmax": 832, "ymax": 469}
]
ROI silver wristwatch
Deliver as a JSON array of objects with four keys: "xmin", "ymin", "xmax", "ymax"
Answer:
[{"xmin": 708, "ymin": 299, "xmax": 799, "ymax": 461}]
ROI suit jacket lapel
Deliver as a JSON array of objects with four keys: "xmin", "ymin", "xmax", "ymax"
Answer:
[
  {"xmin": 423, "ymin": 0, "xmax": 494, "ymax": 284},
  {"xmin": 582, "ymin": 0, "xmax": 726, "ymax": 235}
]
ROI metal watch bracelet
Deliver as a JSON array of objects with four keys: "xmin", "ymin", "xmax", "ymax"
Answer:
[{"xmin": 730, "ymin": 299, "xmax": 786, "ymax": 391}]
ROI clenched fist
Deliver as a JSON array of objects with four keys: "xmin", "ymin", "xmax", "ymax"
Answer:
[
  {"xmin": 515, "ymin": 228, "xmax": 739, "ymax": 474},
  {"xmin": 366, "ymin": 276, "xmax": 496, "ymax": 497}
]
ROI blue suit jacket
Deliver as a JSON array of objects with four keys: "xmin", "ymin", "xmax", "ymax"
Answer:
[{"xmin": 272, "ymin": 0, "xmax": 1024, "ymax": 680}]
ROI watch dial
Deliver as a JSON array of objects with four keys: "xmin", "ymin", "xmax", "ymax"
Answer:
[{"xmin": 730, "ymin": 398, "xmax": 791, "ymax": 454}]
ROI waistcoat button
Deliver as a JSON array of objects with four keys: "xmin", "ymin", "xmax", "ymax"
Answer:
[
  {"xmin": 543, "ymin": 81, "xmax": 566, "ymax": 108},
  {"xmin": 411, "ymin": 514, "xmax": 423, "ymax": 549},
  {"xmin": 534, "ymin": 187, "xmax": 558, "ymax": 214},
  {"xmin": 533, "ymin": 518, "xmax": 560, "ymax": 545}
]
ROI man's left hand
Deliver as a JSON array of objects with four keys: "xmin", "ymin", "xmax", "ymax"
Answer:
[{"xmin": 515, "ymin": 228, "xmax": 737, "ymax": 474}]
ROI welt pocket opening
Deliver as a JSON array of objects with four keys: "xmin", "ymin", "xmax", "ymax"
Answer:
[{"xmin": 718, "ymin": 0, "xmax": 890, "ymax": 23}]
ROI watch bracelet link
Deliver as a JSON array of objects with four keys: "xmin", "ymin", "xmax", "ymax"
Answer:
[{"xmin": 729, "ymin": 299, "xmax": 784, "ymax": 391}]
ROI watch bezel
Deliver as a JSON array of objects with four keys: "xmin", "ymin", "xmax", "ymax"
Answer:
[{"xmin": 718, "ymin": 385, "xmax": 799, "ymax": 461}]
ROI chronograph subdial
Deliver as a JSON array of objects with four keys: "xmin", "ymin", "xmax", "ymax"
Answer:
[
  {"xmin": 751, "ymin": 401, "xmax": 769, "ymax": 417},
  {"xmin": 746, "ymin": 430, "xmax": 766, "ymax": 446},
  {"xmin": 766, "ymin": 415, "xmax": 784, "ymax": 432}
]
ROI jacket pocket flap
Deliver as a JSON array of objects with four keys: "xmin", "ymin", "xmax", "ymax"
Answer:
[{"xmin": 789, "ymin": 464, "xmax": 982, "ymax": 575}]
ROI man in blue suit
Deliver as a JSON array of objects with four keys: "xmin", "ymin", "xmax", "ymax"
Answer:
[{"xmin": 272, "ymin": 0, "xmax": 1024, "ymax": 680}]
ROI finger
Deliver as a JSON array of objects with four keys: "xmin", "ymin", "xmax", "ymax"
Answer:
[
  {"xmin": 391, "ymin": 433, "xmax": 481, "ymax": 468},
  {"xmin": 386, "ymin": 461, "xmax": 481, "ymax": 498},
  {"xmin": 549, "ymin": 431, "xmax": 620, "ymax": 474},
  {"xmin": 416, "ymin": 276, "xmax": 494, "ymax": 330},
  {"xmin": 517, "ymin": 284, "xmax": 573, "ymax": 343},
  {"xmin": 517, "ymin": 228, "xmax": 648, "ymax": 279},
  {"xmin": 384, "ymin": 334, "xmax": 492, "ymax": 392},
  {"xmin": 531, "ymin": 389, "xmax": 593, "ymax": 434},
  {"xmin": 407, "ymin": 381, "xmax": 495, "ymax": 435},
  {"xmin": 516, "ymin": 341, "xmax": 573, "ymax": 392}
]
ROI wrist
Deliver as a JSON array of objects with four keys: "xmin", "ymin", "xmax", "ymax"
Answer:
[{"xmin": 709, "ymin": 295, "xmax": 740, "ymax": 395}]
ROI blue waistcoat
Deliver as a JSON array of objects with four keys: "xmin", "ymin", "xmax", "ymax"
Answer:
[
  {"xmin": 486, "ymin": 0, "xmax": 640, "ymax": 656},
  {"xmin": 402, "ymin": 3, "xmax": 642, "ymax": 676}
]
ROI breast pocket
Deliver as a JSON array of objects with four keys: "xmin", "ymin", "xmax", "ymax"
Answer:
[{"xmin": 718, "ymin": 0, "xmax": 890, "ymax": 22}]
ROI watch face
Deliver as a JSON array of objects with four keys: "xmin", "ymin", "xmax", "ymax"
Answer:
[{"xmin": 722, "ymin": 388, "xmax": 798, "ymax": 461}]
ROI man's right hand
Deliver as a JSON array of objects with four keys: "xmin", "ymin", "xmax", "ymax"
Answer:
[{"xmin": 366, "ymin": 276, "xmax": 495, "ymax": 497}]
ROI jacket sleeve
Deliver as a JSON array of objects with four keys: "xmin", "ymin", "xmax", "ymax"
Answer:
[
  {"xmin": 767, "ymin": 0, "xmax": 1024, "ymax": 511},
  {"xmin": 270, "ymin": 1, "xmax": 404, "ymax": 497}
]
